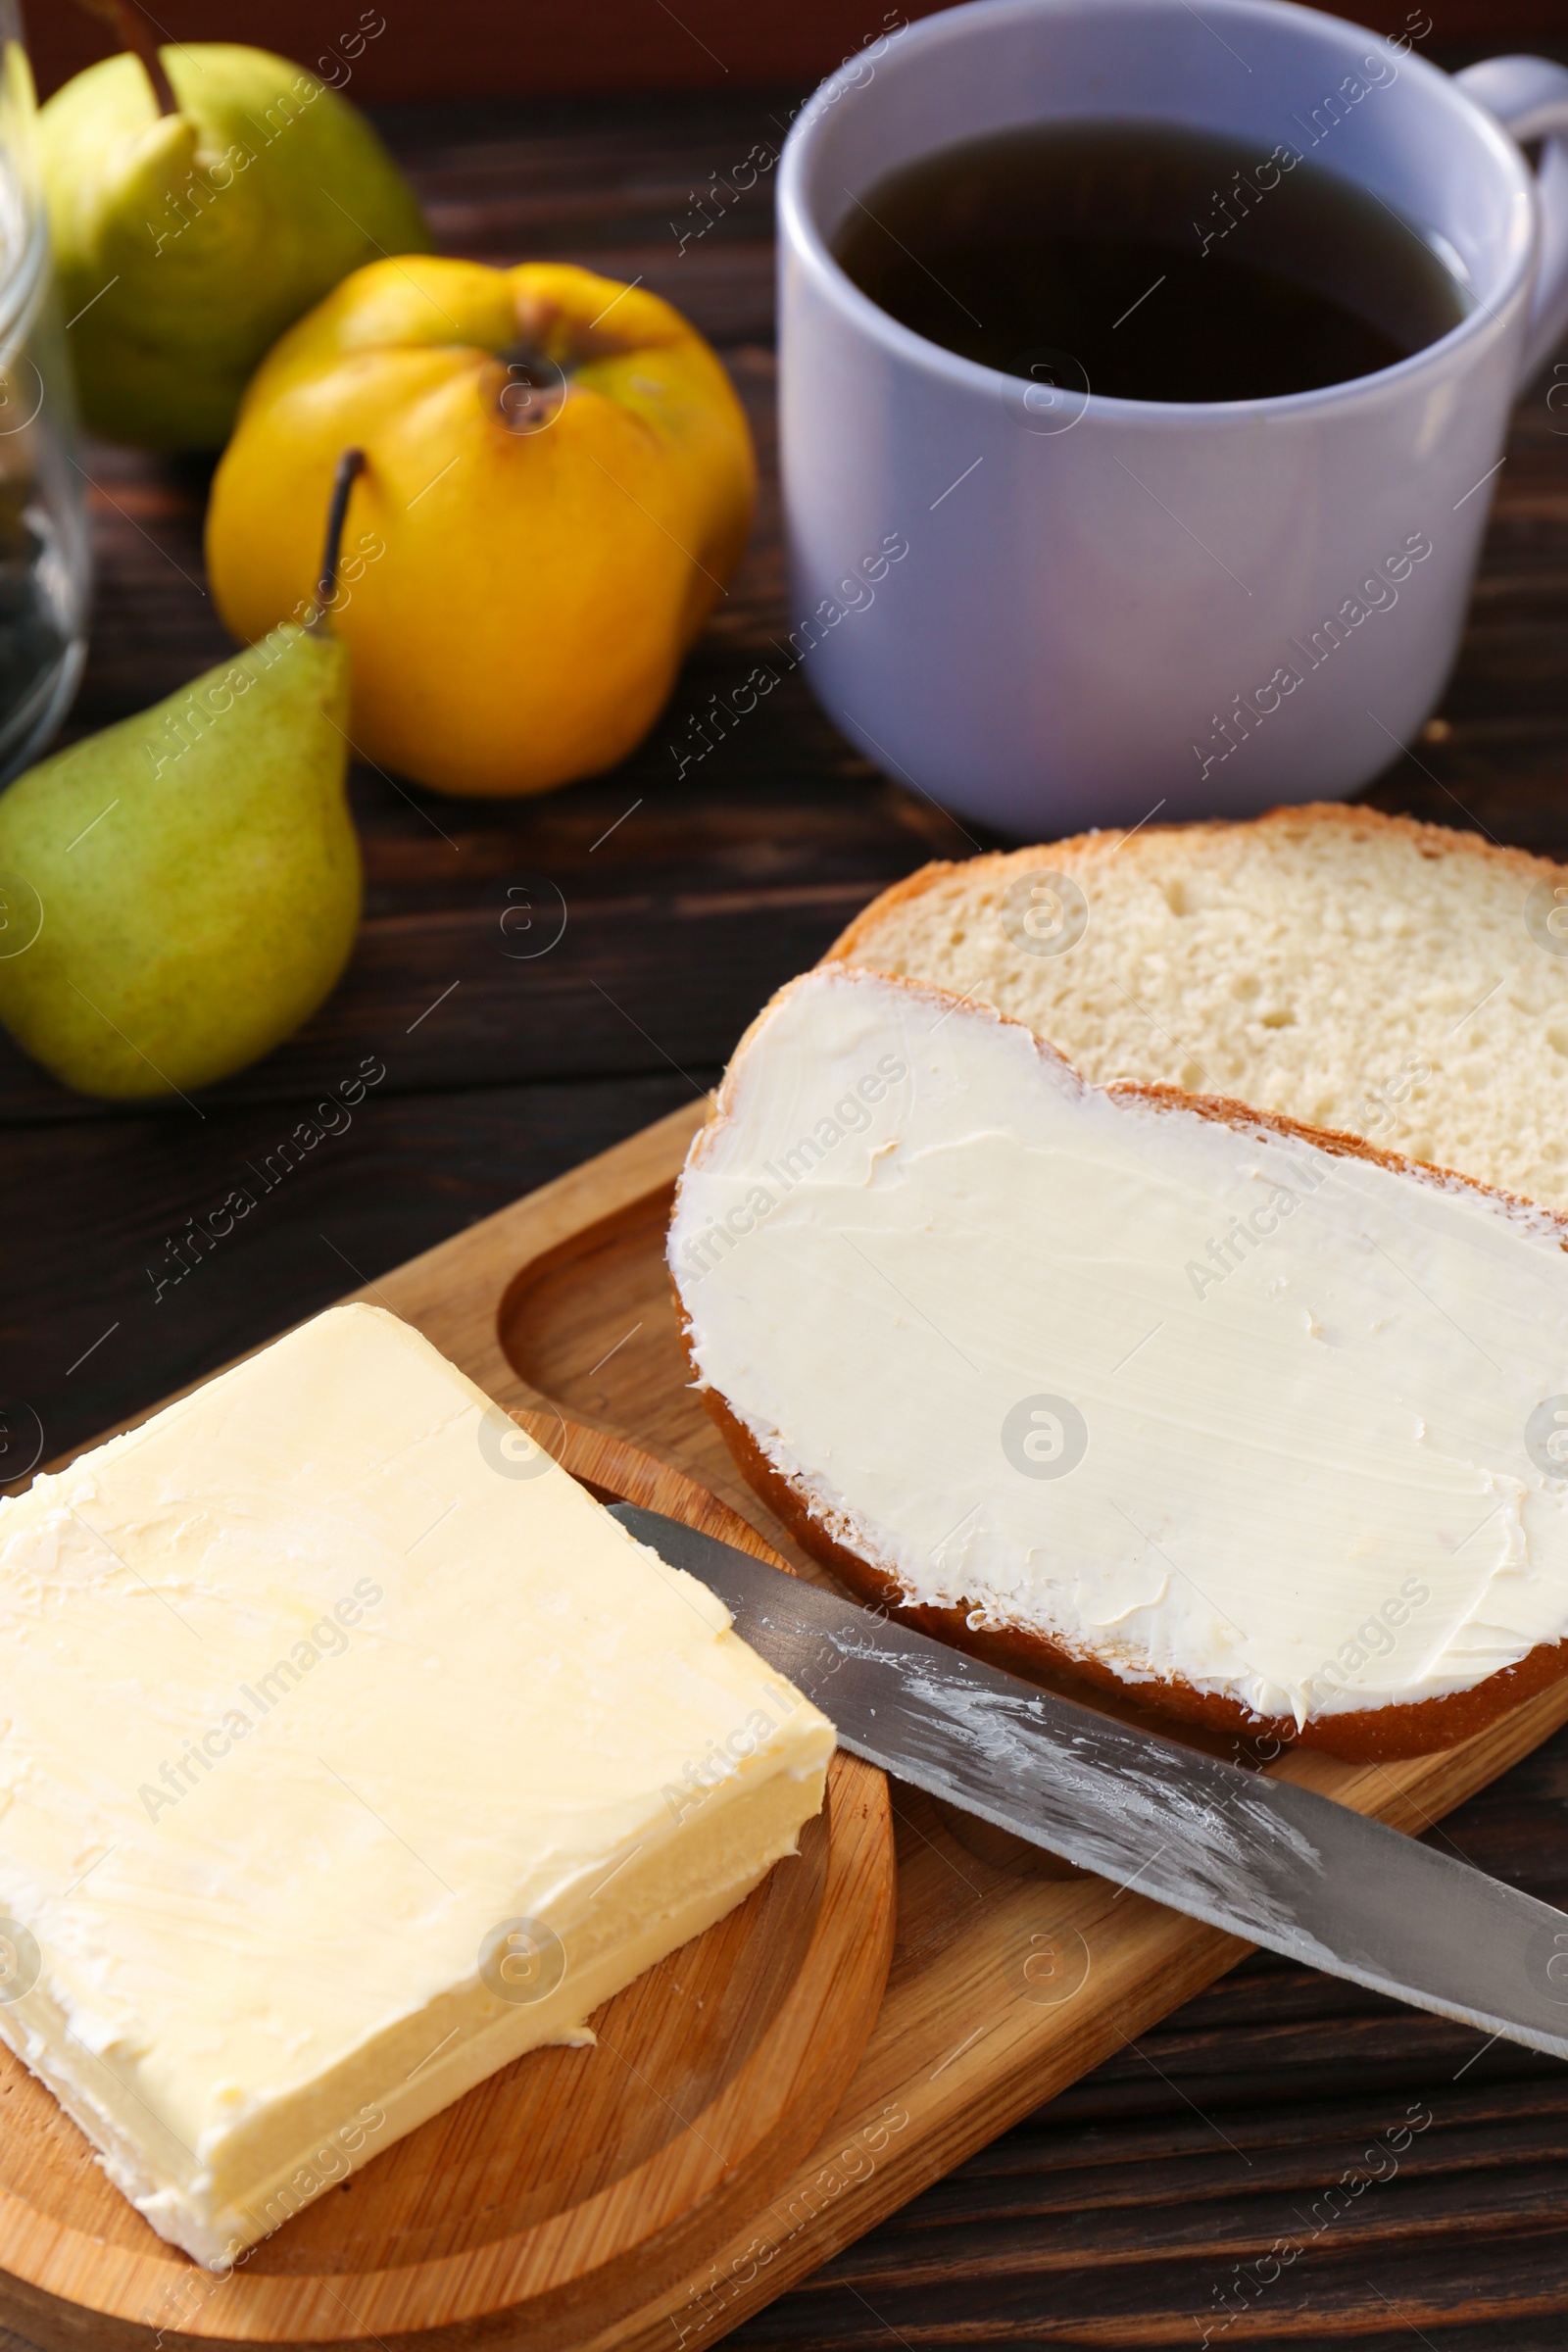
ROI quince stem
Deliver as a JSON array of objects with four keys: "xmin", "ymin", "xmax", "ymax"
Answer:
[
  {"xmin": 313, "ymin": 449, "xmax": 368, "ymax": 633},
  {"xmin": 74, "ymin": 0, "xmax": 177, "ymax": 117}
]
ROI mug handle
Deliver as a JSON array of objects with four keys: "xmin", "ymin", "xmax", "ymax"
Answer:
[{"xmin": 1454, "ymin": 55, "xmax": 1568, "ymax": 386}]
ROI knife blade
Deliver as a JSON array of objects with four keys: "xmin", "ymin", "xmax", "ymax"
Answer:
[{"xmin": 609, "ymin": 1499, "xmax": 1568, "ymax": 2060}]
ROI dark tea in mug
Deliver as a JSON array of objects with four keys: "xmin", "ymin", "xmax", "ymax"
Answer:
[{"xmin": 833, "ymin": 119, "xmax": 1470, "ymax": 402}]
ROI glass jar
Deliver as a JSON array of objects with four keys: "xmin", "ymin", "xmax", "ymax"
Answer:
[{"xmin": 0, "ymin": 16, "xmax": 89, "ymax": 783}]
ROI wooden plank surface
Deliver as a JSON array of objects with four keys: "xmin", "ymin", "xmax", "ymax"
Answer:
[
  {"xmin": 29, "ymin": 5, "xmax": 1566, "ymax": 106},
  {"xmin": 5, "ymin": 72, "xmax": 1568, "ymax": 2351}
]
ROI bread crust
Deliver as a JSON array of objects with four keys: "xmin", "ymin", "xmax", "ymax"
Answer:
[
  {"xmin": 822, "ymin": 801, "xmax": 1568, "ymax": 968},
  {"xmin": 671, "ymin": 961, "xmax": 1568, "ymax": 1764}
]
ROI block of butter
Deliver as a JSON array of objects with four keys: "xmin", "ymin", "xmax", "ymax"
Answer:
[{"xmin": 0, "ymin": 1304, "xmax": 834, "ymax": 2266}]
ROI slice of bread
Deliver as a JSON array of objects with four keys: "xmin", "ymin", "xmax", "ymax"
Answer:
[
  {"xmin": 827, "ymin": 804, "xmax": 1568, "ymax": 1217},
  {"xmin": 668, "ymin": 963, "xmax": 1568, "ymax": 1763}
]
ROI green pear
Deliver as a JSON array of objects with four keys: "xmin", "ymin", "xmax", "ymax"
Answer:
[
  {"xmin": 38, "ymin": 41, "xmax": 429, "ymax": 449},
  {"xmin": 0, "ymin": 619, "xmax": 362, "ymax": 1101}
]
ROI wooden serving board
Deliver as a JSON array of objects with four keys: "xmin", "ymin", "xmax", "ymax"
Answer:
[
  {"xmin": 360, "ymin": 1099, "xmax": 1568, "ymax": 2349},
  {"xmin": 0, "ymin": 1422, "xmax": 893, "ymax": 2352},
  {"xmin": 17, "ymin": 1101, "xmax": 1568, "ymax": 2352}
]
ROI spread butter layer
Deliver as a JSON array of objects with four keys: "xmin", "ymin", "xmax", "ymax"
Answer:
[{"xmin": 670, "ymin": 965, "xmax": 1568, "ymax": 1728}]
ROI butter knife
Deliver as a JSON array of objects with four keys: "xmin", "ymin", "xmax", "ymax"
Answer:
[{"xmin": 610, "ymin": 1499, "xmax": 1568, "ymax": 2060}]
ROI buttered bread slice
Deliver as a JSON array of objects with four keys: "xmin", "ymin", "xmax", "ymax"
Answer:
[
  {"xmin": 669, "ymin": 964, "xmax": 1568, "ymax": 1761},
  {"xmin": 0, "ymin": 1304, "xmax": 832, "ymax": 2264}
]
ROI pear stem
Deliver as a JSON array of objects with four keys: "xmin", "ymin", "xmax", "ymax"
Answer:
[
  {"xmin": 74, "ymin": 0, "xmax": 178, "ymax": 116},
  {"xmin": 314, "ymin": 449, "xmax": 368, "ymax": 628}
]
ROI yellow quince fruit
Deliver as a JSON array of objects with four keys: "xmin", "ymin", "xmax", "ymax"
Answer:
[{"xmin": 205, "ymin": 256, "xmax": 757, "ymax": 796}]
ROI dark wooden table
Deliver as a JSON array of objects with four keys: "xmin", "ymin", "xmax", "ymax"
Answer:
[{"xmin": 7, "ymin": 75, "xmax": 1568, "ymax": 2352}]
